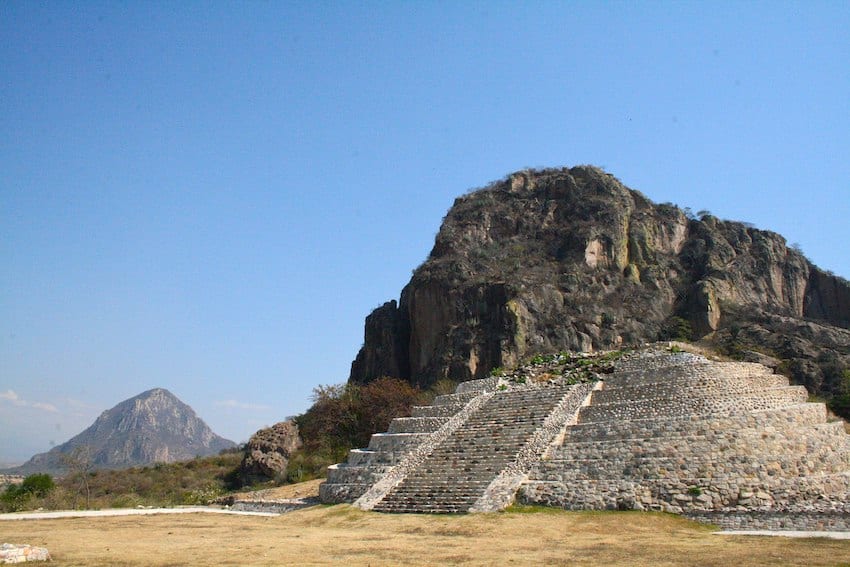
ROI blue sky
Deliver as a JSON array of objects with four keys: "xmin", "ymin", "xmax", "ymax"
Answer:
[{"xmin": 1, "ymin": 2, "xmax": 848, "ymax": 464}]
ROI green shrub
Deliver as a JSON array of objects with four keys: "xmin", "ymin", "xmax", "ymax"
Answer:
[
  {"xmin": 288, "ymin": 377, "xmax": 425, "ymax": 482},
  {"xmin": 21, "ymin": 473, "xmax": 55, "ymax": 497},
  {"xmin": 1, "ymin": 485, "xmax": 28, "ymax": 512},
  {"xmin": 0, "ymin": 474, "xmax": 56, "ymax": 512},
  {"xmin": 659, "ymin": 317, "xmax": 693, "ymax": 342},
  {"xmin": 529, "ymin": 354, "xmax": 556, "ymax": 365}
]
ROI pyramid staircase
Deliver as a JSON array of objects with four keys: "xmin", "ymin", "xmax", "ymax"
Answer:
[
  {"xmin": 371, "ymin": 384, "xmax": 576, "ymax": 513},
  {"xmin": 320, "ymin": 376, "xmax": 596, "ymax": 512},
  {"xmin": 321, "ymin": 347, "xmax": 850, "ymax": 529}
]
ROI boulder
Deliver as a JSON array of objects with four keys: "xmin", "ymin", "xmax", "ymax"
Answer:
[{"xmin": 240, "ymin": 421, "xmax": 302, "ymax": 484}]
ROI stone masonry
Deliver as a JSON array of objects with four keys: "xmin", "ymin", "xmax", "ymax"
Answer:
[
  {"xmin": 321, "ymin": 346, "xmax": 850, "ymax": 529},
  {"xmin": 0, "ymin": 544, "xmax": 51, "ymax": 564},
  {"xmin": 519, "ymin": 349, "xmax": 850, "ymax": 529}
]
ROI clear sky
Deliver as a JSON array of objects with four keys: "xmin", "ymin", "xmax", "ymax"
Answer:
[{"xmin": 1, "ymin": 2, "xmax": 848, "ymax": 465}]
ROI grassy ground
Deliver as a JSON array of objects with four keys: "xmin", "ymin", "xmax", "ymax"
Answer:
[{"xmin": 2, "ymin": 504, "xmax": 849, "ymax": 566}]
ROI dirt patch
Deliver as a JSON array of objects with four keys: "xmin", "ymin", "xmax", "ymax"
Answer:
[{"xmin": 228, "ymin": 478, "xmax": 323, "ymax": 501}]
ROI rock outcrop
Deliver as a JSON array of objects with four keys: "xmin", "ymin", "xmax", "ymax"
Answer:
[
  {"xmin": 7, "ymin": 388, "xmax": 235, "ymax": 475},
  {"xmin": 349, "ymin": 166, "xmax": 850, "ymax": 413},
  {"xmin": 239, "ymin": 421, "xmax": 302, "ymax": 484}
]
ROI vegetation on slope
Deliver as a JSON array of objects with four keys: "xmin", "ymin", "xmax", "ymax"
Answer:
[
  {"xmin": 286, "ymin": 376, "xmax": 442, "ymax": 482},
  {"xmin": 1, "ymin": 450, "xmax": 243, "ymax": 512}
]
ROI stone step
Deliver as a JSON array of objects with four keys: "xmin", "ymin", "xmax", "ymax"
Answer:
[
  {"xmin": 556, "ymin": 420, "xmax": 849, "ymax": 458},
  {"xmin": 564, "ymin": 403, "xmax": 828, "ymax": 442},
  {"xmin": 535, "ymin": 444, "xmax": 850, "ymax": 481},
  {"xmin": 520, "ymin": 471, "xmax": 850, "ymax": 512},
  {"xmin": 456, "ymin": 377, "xmax": 499, "ymax": 393},
  {"xmin": 433, "ymin": 391, "xmax": 480, "ymax": 406},
  {"xmin": 366, "ymin": 432, "xmax": 430, "ymax": 452},
  {"xmin": 376, "ymin": 491, "xmax": 483, "ymax": 500},
  {"xmin": 345, "ymin": 449, "xmax": 379, "ymax": 466},
  {"xmin": 388, "ymin": 416, "xmax": 448, "ymax": 434},
  {"xmin": 613, "ymin": 351, "xmax": 705, "ymax": 373},
  {"xmin": 591, "ymin": 373, "xmax": 789, "ymax": 404},
  {"xmin": 578, "ymin": 386, "xmax": 808, "ymax": 423},
  {"xmin": 405, "ymin": 467, "xmax": 511, "ymax": 478},
  {"xmin": 605, "ymin": 361, "xmax": 773, "ymax": 388},
  {"xmin": 388, "ymin": 486, "xmax": 492, "ymax": 494},
  {"xmin": 373, "ymin": 383, "xmax": 576, "ymax": 513},
  {"xmin": 411, "ymin": 402, "xmax": 467, "ymax": 418},
  {"xmin": 318, "ymin": 481, "xmax": 372, "ymax": 503},
  {"xmin": 325, "ymin": 463, "xmax": 392, "ymax": 484}
]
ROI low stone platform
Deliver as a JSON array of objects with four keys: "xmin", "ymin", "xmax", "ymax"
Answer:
[
  {"xmin": 0, "ymin": 543, "xmax": 50, "ymax": 564},
  {"xmin": 230, "ymin": 497, "xmax": 319, "ymax": 514}
]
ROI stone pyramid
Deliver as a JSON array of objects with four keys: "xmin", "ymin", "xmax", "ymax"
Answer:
[{"xmin": 320, "ymin": 346, "xmax": 850, "ymax": 530}]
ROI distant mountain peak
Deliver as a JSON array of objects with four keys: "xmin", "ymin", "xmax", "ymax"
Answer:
[{"xmin": 7, "ymin": 389, "xmax": 235, "ymax": 475}]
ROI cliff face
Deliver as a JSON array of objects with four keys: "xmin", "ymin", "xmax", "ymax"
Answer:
[
  {"xmin": 350, "ymin": 166, "xmax": 850, "ymax": 407},
  {"xmin": 10, "ymin": 388, "xmax": 235, "ymax": 475}
]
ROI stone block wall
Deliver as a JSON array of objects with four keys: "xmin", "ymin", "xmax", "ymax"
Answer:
[{"xmin": 519, "ymin": 349, "xmax": 850, "ymax": 529}]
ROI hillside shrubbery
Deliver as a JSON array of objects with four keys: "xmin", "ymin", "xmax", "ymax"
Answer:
[
  {"xmin": 0, "ymin": 450, "xmax": 243, "ymax": 512},
  {"xmin": 286, "ymin": 376, "xmax": 429, "ymax": 482},
  {"xmin": 1, "ymin": 473, "xmax": 55, "ymax": 511}
]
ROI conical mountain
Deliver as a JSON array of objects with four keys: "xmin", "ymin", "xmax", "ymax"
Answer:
[{"xmin": 9, "ymin": 388, "xmax": 235, "ymax": 475}]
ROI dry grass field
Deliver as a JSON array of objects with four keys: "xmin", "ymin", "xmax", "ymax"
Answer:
[{"xmin": 2, "ymin": 503, "xmax": 850, "ymax": 566}]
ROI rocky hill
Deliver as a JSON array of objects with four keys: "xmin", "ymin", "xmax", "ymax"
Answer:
[
  {"xmin": 349, "ymin": 166, "xmax": 850, "ymax": 414},
  {"xmin": 7, "ymin": 388, "xmax": 235, "ymax": 475}
]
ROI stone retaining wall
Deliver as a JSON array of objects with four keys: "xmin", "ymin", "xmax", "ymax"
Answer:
[
  {"xmin": 685, "ymin": 508, "xmax": 850, "ymax": 531},
  {"xmin": 230, "ymin": 498, "xmax": 317, "ymax": 514},
  {"xmin": 579, "ymin": 386, "xmax": 807, "ymax": 422},
  {"xmin": 520, "ymin": 349, "xmax": 850, "ymax": 529},
  {"xmin": 388, "ymin": 417, "xmax": 448, "ymax": 434},
  {"xmin": 565, "ymin": 402, "xmax": 827, "ymax": 441}
]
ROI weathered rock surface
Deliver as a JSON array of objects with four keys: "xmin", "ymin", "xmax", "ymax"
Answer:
[
  {"xmin": 6, "ymin": 388, "xmax": 235, "ymax": 475},
  {"xmin": 349, "ymin": 166, "xmax": 850, "ymax": 413},
  {"xmin": 240, "ymin": 421, "xmax": 302, "ymax": 484}
]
